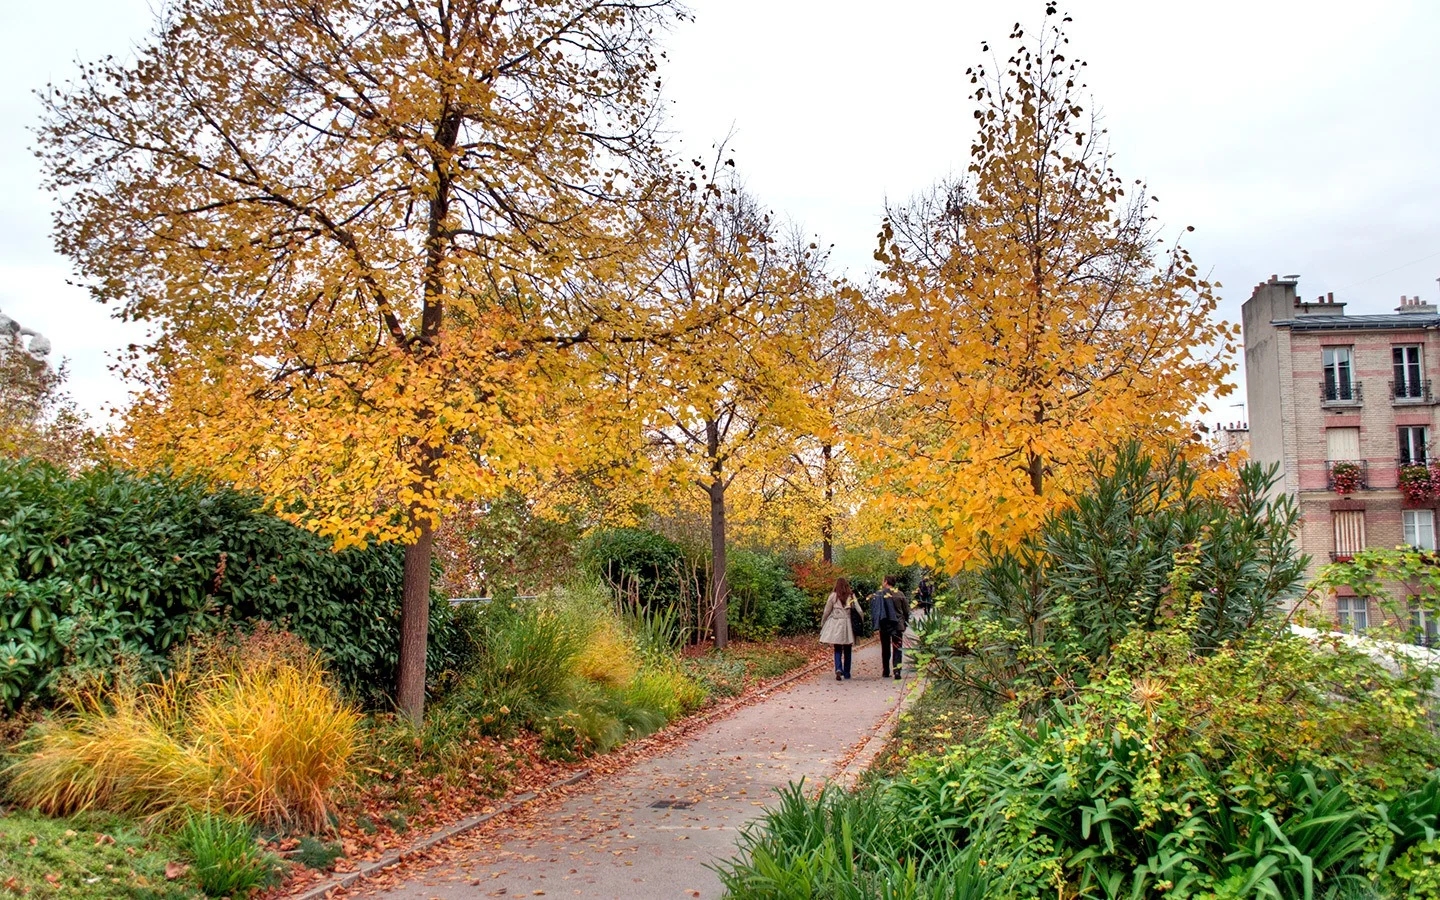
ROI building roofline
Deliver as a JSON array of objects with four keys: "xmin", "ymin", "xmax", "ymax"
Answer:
[{"xmin": 1272, "ymin": 315, "xmax": 1440, "ymax": 332}]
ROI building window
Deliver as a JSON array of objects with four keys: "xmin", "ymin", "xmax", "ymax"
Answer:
[
  {"xmin": 1327, "ymin": 427, "xmax": 1361, "ymax": 462},
  {"xmin": 1410, "ymin": 598, "xmax": 1438, "ymax": 647},
  {"xmin": 1332, "ymin": 509, "xmax": 1366, "ymax": 560},
  {"xmin": 1337, "ymin": 596, "xmax": 1369, "ymax": 633},
  {"xmin": 1404, "ymin": 509, "xmax": 1436, "ymax": 550},
  {"xmin": 1400, "ymin": 426, "xmax": 1430, "ymax": 465},
  {"xmin": 1394, "ymin": 345, "xmax": 1425, "ymax": 400},
  {"xmin": 1324, "ymin": 347, "xmax": 1356, "ymax": 401}
]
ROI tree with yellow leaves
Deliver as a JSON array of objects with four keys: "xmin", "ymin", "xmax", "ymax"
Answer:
[
  {"xmin": 630, "ymin": 171, "xmax": 822, "ymax": 647},
  {"xmin": 872, "ymin": 10, "xmax": 1237, "ymax": 573},
  {"xmin": 38, "ymin": 0, "xmax": 686, "ymax": 721}
]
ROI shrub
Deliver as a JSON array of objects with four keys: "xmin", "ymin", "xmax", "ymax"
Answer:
[
  {"xmin": 581, "ymin": 528, "xmax": 689, "ymax": 613},
  {"xmin": 727, "ymin": 550, "xmax": 812, "ymax": 640},
  {"xmin": 7, "ymin": 636, "xmax": 360, "ymax": 830},
  {"xmin": 725, "ymin": 630, "xmax": 1440, "ymax": 898},
  {"xmin": 921, "ymin": 445, "xmax": 1307, "ymax": 711},
  {"xmin": 435, "ymin": 580, "xmax": 706, "ymax": 762},
  {"xmin": 0, "ymin": 458, "xmax": 449, "ymax": 708},
  {"xmin": 176, "ymin": 814, "xmax": 280, "ymax": 898}
]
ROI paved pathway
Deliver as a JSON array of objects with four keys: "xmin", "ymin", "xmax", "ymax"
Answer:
[{"xmin": 359, "ymin": 643, "xmax": 910, "ymax": 900}]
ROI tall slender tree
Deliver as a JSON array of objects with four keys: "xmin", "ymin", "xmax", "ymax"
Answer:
[
  {"xmin": 39, "ymin": 0, "xmax": 684, "ymax": 721},
  {"xmin": 872, "ymin": 10, "xmax": 1237, "ymax": 572},
  {"xmin": 631, "ymin": 170, "xmax": 820, "ymax": 647}
]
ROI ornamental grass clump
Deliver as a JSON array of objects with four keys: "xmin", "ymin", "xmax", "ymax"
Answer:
[{"xmin": 6, "ymin": 632, "xmax": 359, "ymax": 831}]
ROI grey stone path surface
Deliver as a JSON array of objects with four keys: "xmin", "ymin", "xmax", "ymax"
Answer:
[{"xmin": 358, "ymin": 643, "xmax": 910, "ymax": 900}]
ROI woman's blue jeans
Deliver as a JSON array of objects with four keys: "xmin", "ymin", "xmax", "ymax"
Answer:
[{"xmin": 833, "ymin": 644, "xmax": 852, "ymax": 678}]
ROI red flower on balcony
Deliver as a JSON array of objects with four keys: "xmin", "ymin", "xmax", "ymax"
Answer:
[
  {"xmin": 1400, "ymin": 463, "xmax": 1440, "ymax": 504},
  {"xmin": 1329, "ymin": 461, "xmax": 1363, "ymax": 495}
]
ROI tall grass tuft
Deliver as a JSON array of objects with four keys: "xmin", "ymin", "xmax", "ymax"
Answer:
[
  {"xmin": 6, "ymin": 634, "xmax": 359, "ymax": 830},
  {"xmin": 177, "ymin": 813, "xmax": 280, "ymax": 897}
]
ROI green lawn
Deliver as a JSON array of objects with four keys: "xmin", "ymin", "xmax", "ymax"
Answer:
[{"xmin": 0, "ymin": 809, "xmax": 198, "ymax": 900}]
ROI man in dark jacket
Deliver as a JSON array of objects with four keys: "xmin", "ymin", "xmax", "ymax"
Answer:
[{"xmin": 869, "ymin": 575, "xmax": 910, "ymax": 680}]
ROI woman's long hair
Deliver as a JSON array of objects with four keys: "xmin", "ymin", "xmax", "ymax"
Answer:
[{"xmin": 833, "ymin": 577, "xmax": 854, "ymax": 605}]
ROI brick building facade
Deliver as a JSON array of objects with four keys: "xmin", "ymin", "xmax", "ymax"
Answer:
[{"xmin": 1243, "ymin": 275, "xmax": 1440, "ymax": 642}]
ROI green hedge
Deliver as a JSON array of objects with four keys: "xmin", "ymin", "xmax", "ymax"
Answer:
[
  {"xmin": 580, "ymin": 528, "xmax": 690, "ymax": 612},
  {"xmin": 0, "ymin": 459, "xmax": 445, "ymax": 708},
  {"xmin": 726, "ymin": 550, "xmax": 811, "ymax": 641}
]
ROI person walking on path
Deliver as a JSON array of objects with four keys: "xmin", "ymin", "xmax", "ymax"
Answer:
[
  {"xmin": 819, "ymin": 577, "xmax": 858, "ymax": 680},
  {"xmin": 870, "ymin": 575, "xmax": 910, "ymax": 680}
]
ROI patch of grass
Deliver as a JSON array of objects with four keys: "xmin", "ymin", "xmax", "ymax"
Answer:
[
  {"xmin": 176, "ymin": 814, "xmax": 280, "ymax": 898},
  {"xmin": 683, "ymin": 641, "xmax": 812, "ymax": 698},
  {"xmin": 293, "ymin": 835, "xmax": 342, "ymax": 871},
  {"xmin": 0, "ymin": 808, "xmax": 197, "ymax": 899},
  {"xmin": 865, "ymin": 681, "xmax": 988, "ymax": 778}
]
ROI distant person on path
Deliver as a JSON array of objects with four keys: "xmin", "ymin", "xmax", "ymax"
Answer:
[
  {"xmin": 916, "ymin": 575, "xmax": 935, "ymax": 610},
  {"xmin": 870, "ymin": 575, "xmax": 910, "ymax": 680},
  {"xmin": 819, "ymin": 576, "xmax": 858, "ymax": 681}
]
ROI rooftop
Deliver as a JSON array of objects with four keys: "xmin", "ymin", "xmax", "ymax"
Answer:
[{"xmin": 1281, "ymin": 313, "xmax": 1440, "ymax": 331}]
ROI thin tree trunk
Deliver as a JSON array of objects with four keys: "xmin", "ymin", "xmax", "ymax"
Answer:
[
  {"xmin": 707, "ymin": 417, "xmax": 728, "ymax": 649},
  {"xmin": 397, "ymin": 518, "xmax": 435, "ymax": 723},
  {"xmin": 821, "ymin": 441, "xmax": 834, "ymax": 565},
  {"xmin": 394, "ymin": 85, "xmax": 459, "ymax": 723},
  {"xmin": 710, "ymin": 480, "xmax": 728, "ymax": 649}
]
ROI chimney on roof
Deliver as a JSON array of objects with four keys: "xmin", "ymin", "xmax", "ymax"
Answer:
[{"xmin": 1397, "ymin": 294, "xmax": 1438, "ymax": 314}]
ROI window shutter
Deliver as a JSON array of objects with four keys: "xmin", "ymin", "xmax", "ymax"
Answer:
[
  {"xmin": 1333, "ymin": 510, "xmax": 1366, "ymax": 555},
  {"xmin": 1327, "ymin": 427, "xmax": 1361, "ymax": 461}
]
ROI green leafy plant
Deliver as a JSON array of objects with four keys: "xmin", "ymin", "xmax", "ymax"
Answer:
[
  {"xmin": 0, "ymin": 458, "xmax": 455, "ymax": 708},
  {"xmin": 176, "ymin": 814, "xmax": 279, "ymax": 898}
]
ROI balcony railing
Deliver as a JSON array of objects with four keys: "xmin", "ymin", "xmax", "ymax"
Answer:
[
  {"xmin": 1321, "ymin": 380, "xmax": 1363, "ymax": 404},
  {"xmin": 1327, "ymin": 459, "xmax": 1367, "ymax": 492},
  {"xmin": 1391, "ymin": 379, "xmax": 1433, "ymax": 403}
]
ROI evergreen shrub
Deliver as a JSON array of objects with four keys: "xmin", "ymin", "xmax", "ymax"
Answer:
[{"xmin": 0, "ymin": 458, "xmax": 443, "ymax": 707}]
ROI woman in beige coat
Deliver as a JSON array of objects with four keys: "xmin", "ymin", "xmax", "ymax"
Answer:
[{"xmin": 819, "ymin": 577, "xmax": 858, "ymax": 681}]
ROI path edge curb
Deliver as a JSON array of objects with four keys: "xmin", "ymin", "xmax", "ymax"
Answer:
[
  {"xmin": 288, "ymin": 645, "xmax": 842, "ymax": 898},
  {"xmin": 291, "ymin": 768, "xmax": 592, "ymax": 900}
]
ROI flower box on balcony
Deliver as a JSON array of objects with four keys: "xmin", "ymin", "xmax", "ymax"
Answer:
[
  {"xmin": 1328, "ymin": 461, "xmax": 1364, "ymax": 495},
  {"xmin": 1399, "ymin": 462, "xmax": 1440, "ymax": 504}
]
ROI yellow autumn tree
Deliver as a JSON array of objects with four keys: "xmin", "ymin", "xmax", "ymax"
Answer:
[
  {"xmin": 37, "ymin": 0, "xmax": 687, "ymax": 721},
  {"xmin": 871, "ymin": 11, "xmax": 1237, "ymax": 573},
  {"xmin": 778, "ymin": 277, "xmax": 892, "ymax": 563},
  {"xmin": 627, "ymin": 170, "xmax": 825, "ymax": 647}
]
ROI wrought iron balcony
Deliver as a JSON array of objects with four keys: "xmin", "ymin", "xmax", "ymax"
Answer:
[
  {"xmin": 1327, "ymin": 459, "xmax": 1367, "ymax": 492},
  {"xmin": 1391, "ymin": 379, "xmax": 1433, "ymax": 403},
  {"xmin": 1321, "ymin": 380, "xmax": 1362, "ymax": 404}
]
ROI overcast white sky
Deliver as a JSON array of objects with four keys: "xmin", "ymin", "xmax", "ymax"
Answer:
[{"xmin": 2, "ymin": 0, "xmax": 1438, "ymax": 426}]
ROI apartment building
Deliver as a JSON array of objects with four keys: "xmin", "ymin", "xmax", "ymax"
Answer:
[{"xmin": 1243, "ymin": 275, "xmax": 1440, "ymax": 641}]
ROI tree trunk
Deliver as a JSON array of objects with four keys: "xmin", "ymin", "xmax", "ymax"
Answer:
[
  {"xmin": 706, "ymin": 417, "xmax": 728, "ymax": 649},
  {"xmin": 821, "ymin": 442, "xmax": 834, "ymax": 565},
  {"xmin": 1028, "ymin": 451, "xmax": 1045, "ymax": 496},
  {"xmin": 396, "ymin": 518, "xmax": 435, "ymax": 724},
  {"xmin": 709, "ymin": 480, "xmax": 728, "ymax": 649}
]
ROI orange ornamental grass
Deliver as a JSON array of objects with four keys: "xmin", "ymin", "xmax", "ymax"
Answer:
[{"xmin": 7, "ymin": 645, "xmax": 359, "ymax": 832}]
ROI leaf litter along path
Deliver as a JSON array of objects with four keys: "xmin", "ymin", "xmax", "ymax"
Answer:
[{"xmin": 351, "ymin": 642, "xmax": 912, "ymax": 900}]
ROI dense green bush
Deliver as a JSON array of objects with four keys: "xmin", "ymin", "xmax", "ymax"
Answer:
[
  {"xmin": 727, "ymin": 550, "xmax": 811, "ymax": 641},
  {"xmin": 919, "ymin": 445, "xmax": 1307, "ymax": 712},
  {"xmin": 581, "ymin": 528, "xmax": 690, "ymax": 612},
  {"xmin": 0, "ymin": 458, "xmax": 443, "ymax": 707},
  {"xmin": 437, "ymin": 581, "xmax": 705, "ymax": 761}
]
